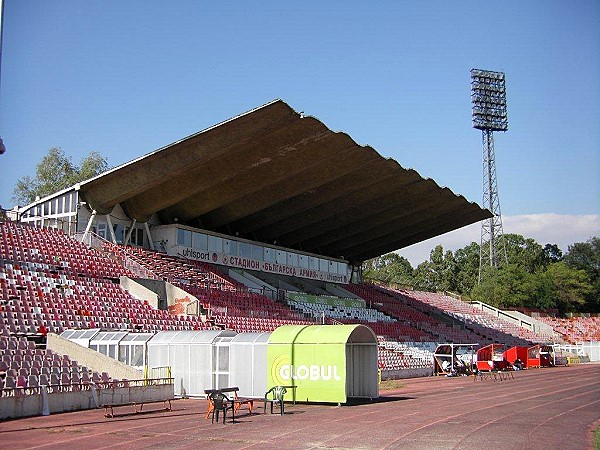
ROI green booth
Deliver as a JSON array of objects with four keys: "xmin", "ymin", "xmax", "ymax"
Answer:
[{"xmin": 267, "ymin": 324, "xmax": 379, "ymax": 403}]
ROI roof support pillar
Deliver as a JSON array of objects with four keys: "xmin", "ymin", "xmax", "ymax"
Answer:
[
  {"xmin": 106, "ymin": 214, "xmax": 117, "ymax": 244},
  {"xmin": 81, "ymin": 210, "xmax": 97, "ymax": 244},
  {"xmin": 124, "ymin": 219, "xmax": 137, "ymax": 246},
  {"xmin": 144, "ymin": 222, "xmax": 155, "ymax": 250}
]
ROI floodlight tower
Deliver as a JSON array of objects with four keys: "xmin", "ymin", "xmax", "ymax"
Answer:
[{"xmin": 471, "ymin": 68, "xmax": 509, "ymax": 283}]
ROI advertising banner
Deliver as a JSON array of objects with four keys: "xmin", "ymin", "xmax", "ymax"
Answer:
[{"xmin": 174, "ymin": 246, "xmax": 348, "ymax": 284}]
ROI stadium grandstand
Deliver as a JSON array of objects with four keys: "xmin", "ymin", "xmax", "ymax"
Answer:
[{"xmin": 1, "ymin": 100, "xmax": 598, "ymax": 418}]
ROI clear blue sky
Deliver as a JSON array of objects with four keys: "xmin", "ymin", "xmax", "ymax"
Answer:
[{"xmin": 1, "ymin": 1, "xmax": 598, "ymax": 260}]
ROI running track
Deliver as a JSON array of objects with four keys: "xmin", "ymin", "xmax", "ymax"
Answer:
[{"xmin": 1, "ymin": 363, "xmax": 598, "ymax": 449}]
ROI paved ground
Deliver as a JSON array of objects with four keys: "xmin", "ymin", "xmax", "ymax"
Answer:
[{"xmin": 1, "ymin": 363, "xmax": 599, "ymax": 449}]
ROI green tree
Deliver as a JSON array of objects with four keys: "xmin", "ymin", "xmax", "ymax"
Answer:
[
  {"xmin": 472, "ymin": 263, "xmax": 536, "ymax": 309},
  {"xmin": 542, "ymin": 262, "xmax": 592, "ymax": 313},
  {"xmin": 12, "ymin": 147, "xmax": 109, "ymax": 205},
  {"xmin": 363, "ymin": 253, "xmax": 414, "ymax": 286},
  {"xmin": 523, "ymin": 271, "xmax": 556, "ymax": 311},
  {"xmin": 500, "ymin": 233, "xmax": 545, "ymax": 273},
  {"xmin": 362, "ymin": 234, "xmax": 599, "ymax": 313},
  {"xmin": 564, "ymin": 237, "xmax": 600, "ymax": 278},
  {"xmin": 77, "ymin": 151, "xmax": 109, "ymax": 181},
  {"xmin": 563, "ymin": 237, "xmax": 600, "ymax": 311},
  {"xmin": 413, "ymin": 245, "xmax": 456, "ymax": 292},
  {"xmin": 471, "ymin": 265, "xmax": 503, "ymax": 307},
  {"xmin": 453, "ymin": 241, "xmax": 480, "ymax": 294},
  {"xmin": 542, "ymin": 243, "xmax": 563, "ymax": 266}
]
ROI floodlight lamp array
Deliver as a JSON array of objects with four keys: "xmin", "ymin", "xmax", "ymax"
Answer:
[{"xmin": 470, "ymin": 68, "xmax": 508, "ymax": 131}]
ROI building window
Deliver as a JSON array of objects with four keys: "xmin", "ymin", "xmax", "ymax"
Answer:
[
  {"xmin": 264, "ymin": 247, "xmax": 276, "ymax": 263},
  {"xmin": 192, "ymin": 232, "xmax": 208, "ymax": 250},
  {"xmin": 252, "ymin": 244, "xmax": 263, "ymax": 261},
  {"xmin": 239, "ymin": 242, "xmax": 251, "ymax": 258},
  {"xmin": 208, "ymin": 235, "xmax": 222, "ymax": 252},
  {"xmin": 177, "ymin": 228, "xmax": 192, "ymax": 247},
  {"xmin": 228, "ymin": 240, "xmax": 238, "ymax": 256},
  {"xmin": 276, "ymin": 250, "xmax": 286, "ymax": 264},
  {"xmin": 287, "ymin": 252, "xmax": 298, "ymax": 267},
  {"xmin": 97, "ymin": 222, "xmax": 108, "ymax": 239}
]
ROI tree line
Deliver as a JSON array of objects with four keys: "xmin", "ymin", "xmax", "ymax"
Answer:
[
  {"xmin": 362, "ymin": 234, "xmax": 599, "ymax": 314},
  {"xmin": 11, "ymin": 147, "xmax": 108, "ymax": 206}
]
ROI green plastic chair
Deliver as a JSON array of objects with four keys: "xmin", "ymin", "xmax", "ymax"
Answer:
[
  {"xmin": 209, "ymin": 392, "xmax": 234, "ymax": 423},
  {"xmin": 264, "ymin": 386, "xmax": 287, "ymax": 415}
]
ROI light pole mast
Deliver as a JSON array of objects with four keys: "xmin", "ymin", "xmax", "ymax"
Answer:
[{"xmin": 471, "ymin": 69, "xmax": 509, "ymax": 283}]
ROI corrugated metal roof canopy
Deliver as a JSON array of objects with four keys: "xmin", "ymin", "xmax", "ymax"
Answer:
[{"xmin": 80, "ymin": 99, "xmax": 491, "ymax": 264}]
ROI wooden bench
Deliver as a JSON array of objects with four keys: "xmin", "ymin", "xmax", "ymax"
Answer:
[{"xmin": 204, "ymin": 387, "xmax": 255, "ymax": 419}]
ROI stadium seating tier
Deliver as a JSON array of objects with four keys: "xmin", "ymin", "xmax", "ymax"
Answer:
[{"xmin": 1, "ymin": 221, "xmax": 597, "ymax": 382}]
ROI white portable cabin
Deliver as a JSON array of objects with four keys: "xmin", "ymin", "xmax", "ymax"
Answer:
[
  {"xmin": 146, "ymin": 329, "xmax": 237, "ymax": 397},
  {"xmin": 61, "ymin": 329, "xmax": 154, "ymax": 369},
  {"xmin": 61, "ymin": 328, "xmax": 101, "ymax": 348},
  {"xmin": 228, "ymin": 332, "xmax": 270, "ymax": 398},
  {"xmin": 89, "ymin": 331, "xmax": 128, "ymax": 360},
  {"xmin": 118, "ymin": 332, "xmax": 154, "ymax": 368}
]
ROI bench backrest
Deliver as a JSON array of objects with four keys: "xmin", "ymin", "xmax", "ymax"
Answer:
[
  {"xmin": 204, "ymin": 387, "xmax": 240, "ymax": 397},
  {"xmin": 219, "ymin": 387, "xmax": 239, "ymax": 393}
]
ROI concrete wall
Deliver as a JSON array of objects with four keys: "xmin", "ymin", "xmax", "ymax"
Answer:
[
  {"xmin": 165, "ymin": 282, "xmax": 198, "ymax": 307},
  {"xmin": 381, "ymin": 367, "xmax": 433, "ymax": 380},
  {"xmin": 506, "ymin": 310, "xmax": 555, "ymax": 334},
  {"xmin": 0, "ymin": 383, "xmax": 174, "ymax": 420},
  {"xmin": 119, "ymin": 277, "xmax": 202, "ymax": 315},
  {"xmin": 228, "ymin": 269, "xmax": 264, "ymax": 292},
  {"xmin": 120, "ymin": 276, "xmax": 160, "ymax": 309},
  {"xmin": 471, "ymin": 301, "xmax": 555, "ymax": 334},
  {"xmin": 163, "ymin": 282, "xmax": 204, "ymax": 316},
  {"xmin": 46, "ymin": 333, "xmax": 143, "ymax": 380}
]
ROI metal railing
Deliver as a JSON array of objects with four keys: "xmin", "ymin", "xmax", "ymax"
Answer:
[
  {"xmin": 74, "ymin": 231, "xmax": 160, "ymax": 280},
  {"xmin": 144, "ymin": 366, "xmax": 172, "ymax": 381}
]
